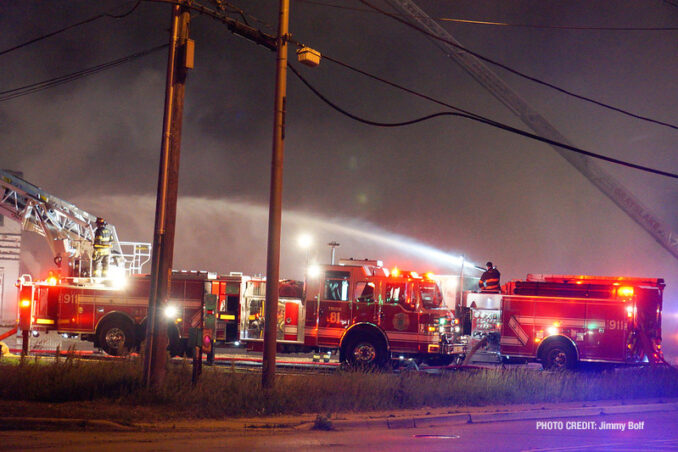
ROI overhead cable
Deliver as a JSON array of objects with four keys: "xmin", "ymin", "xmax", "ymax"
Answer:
[
  {"xmin": 358, "ymin": 0, "xmax": 678, "ymax": 132},
  {"xmin": 0, "ymin": 0, "xmax": 143, "ymax": 57},
  {"xmin": 0, "ymin": 44, "xmax": 168, "ymax": 102},
  {"xmin": 288, "ymin": 63, "xmax": 678, "ymax": 180},
  {"xmin": 297, "ymin": 0, "xmax": 678, "ymax": 31}
]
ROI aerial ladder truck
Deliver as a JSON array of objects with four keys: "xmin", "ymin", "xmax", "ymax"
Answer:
[{"xmin": 0, "ymin": 169, "xmax": 151, "ymax": 353}]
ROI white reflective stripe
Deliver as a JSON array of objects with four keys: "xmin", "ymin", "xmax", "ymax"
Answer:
[
  {"xmin": 77, "ymin": 295, "xmax": 201, "ymax": 308},
  {"xmin": 515, "ymin": 316, "xmax": 587, "ymax": 328},
  {"xmin": 500, "ymin": 336, "xmax": 521, "ymax": 346},
  {"xmin": 508, "ymin": 315, "xmax": 529, "ymax": 345}
]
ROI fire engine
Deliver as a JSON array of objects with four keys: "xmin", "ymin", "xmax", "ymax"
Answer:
[
  {"xmin": 454, "ymin": 274, "xmax": 665, "ymax": 369},
  {"xmin": 240, "ymin": 259, "xmax": 478, "ymax": 366},
  {"xmin": 16, "ymin": 270, "xmax": 246, "ymax": 356}
]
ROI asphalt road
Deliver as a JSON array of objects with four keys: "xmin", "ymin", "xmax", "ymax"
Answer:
[{"xmin": 0, "ymin": 410, "xmax": 675, "ymax": 451}]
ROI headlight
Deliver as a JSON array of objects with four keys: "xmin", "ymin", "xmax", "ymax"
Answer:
[{"xmin": 164, "ymin": 305, "xmax": 179, "ymax": 319}]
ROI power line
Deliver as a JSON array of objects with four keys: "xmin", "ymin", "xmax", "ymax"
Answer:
[
  {"xmin": 0, "ymin": 0, "xmax": 142, "ymax": 57},
  {"xmin": 0, "ymin": 44, "xmax": 168, "ymax": 102},
  {"xmin": 297, "ymin": 0, "xmax": 678, "ymax": 31},
  {"xmin": 287, "ymin": 62, "xmax": 678, "ymax": 180},
  {"xmin": 358, "ymin": 0, "xmax": 678, "ymax": 132}
]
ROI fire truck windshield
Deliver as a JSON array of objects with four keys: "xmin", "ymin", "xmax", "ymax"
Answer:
[{"xmin": 421, "ymin": 282, "xmax": 444, "ymax": 309}]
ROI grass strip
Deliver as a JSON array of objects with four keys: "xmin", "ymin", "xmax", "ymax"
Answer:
[{"xmin": 1, "ymin": 356, "xmax": 677, "ymax": 419}]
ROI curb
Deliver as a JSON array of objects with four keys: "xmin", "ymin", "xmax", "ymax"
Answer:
[
  {"xmin": 2, "ymin": 399, "xmax": 678, "ymax": 432},
  {"xmin": 330, "ymin": 399, "xmax": 678, "ymax": 430},
  {"xmin": 0, "ymin": 417, "xmax": 135, "ymax": 432}
]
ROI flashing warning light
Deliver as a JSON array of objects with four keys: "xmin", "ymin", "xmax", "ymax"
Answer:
[
  {"xmin": 626, "ymin": 305, "xmax": 635, "ymax": 318},
  {"xmin": 391, "ymin": 267, "xmax": 400, "ymax": 277},
  {"xmin": 618, "ymin": 286, "xmax": 634, "ymax": 298},
  {"xmin": 47, "ymin": 276, "xmax": 58, "ymax": 286},
  {"xmin": 427, "ymin": 326, "xmax": 436, "ymax": 332},
  {"xmin": 454, "ymin": 318, "xmax": 460, "ymax": 325},
  {"xmin": 535, "ymin": 337, "xmax": 542, "ymax": 343},
  {"xmin": 439, "ymin": 318, "xmax": 447, "ymax": 325},
  {"xmin": 19, "ymin": 297, "xmax": 32, "ymax": 330},
  {"xmin": 424, "ymin": 272, "xmax": 435, "ymax": 280},
  {"xmin": 202, "ymin": 332, "xmax": 213, "ymax": 354},
  {"xmin": 547, "ymin": 326, "xmax": 559, "ymax": 336}
]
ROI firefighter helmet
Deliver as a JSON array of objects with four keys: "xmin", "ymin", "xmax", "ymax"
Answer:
[{"xmin": 96, "ymin": 217, "xmax": 106, "ymax": 226}]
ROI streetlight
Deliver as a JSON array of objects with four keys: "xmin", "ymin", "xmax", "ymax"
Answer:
[{"xmin": 328, "ymin": 241, "xmax": 340, "ymax": 265}]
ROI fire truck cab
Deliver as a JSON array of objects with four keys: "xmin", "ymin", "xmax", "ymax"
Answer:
[{"xmin": 456, "ymin": 274, "xmax": 665, "ymax": 369}]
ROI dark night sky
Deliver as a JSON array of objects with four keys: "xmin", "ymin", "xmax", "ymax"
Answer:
[{"xmin": 1, "ymin": 1, "xmax": 677, "ymax": 356}]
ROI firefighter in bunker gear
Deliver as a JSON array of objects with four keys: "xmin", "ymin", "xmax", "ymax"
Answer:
[
  {"xmin": 93, "ymin": 217, "xmax": 112, "ymax": 277},
  {"xmin": 479, "ymin": 261, "xmax": 501, "ymax": 293}
]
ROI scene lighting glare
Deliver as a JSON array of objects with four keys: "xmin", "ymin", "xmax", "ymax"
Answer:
[
  {"xmin": 307, "ymin": 264, "xmax": 322, "ymax": 278},
  {"xmin": 164, "ymin": 305, "xmax": 179, "ymax": 319},
  {"xmin": 297, "ymin": 233, "xmax": 313, "ymax": 249},
  {"xmin": 108, "ymin": 266, "xmax": 128, "ymax": 289}
]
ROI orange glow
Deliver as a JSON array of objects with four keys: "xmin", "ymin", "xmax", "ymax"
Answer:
[
  {"xmin": 618, "ymin": 286, "xmax": 634, "ymax": 298},
  {"xmin": 424, "ymin": 272, "xmax": 435, "ymax": 280},
  {"xmin": 20, "ymin": 299, "xmax": 31, "ymax": 308},
  {"xmin": 391, "ymin": 267, "xmax": 400, "ymax": 277},
  {"xmin": 534, "ymin": 337, "xmax": 541, "ymax": 343},
  {"xmin": 47, "ymin": 276, "xmax": 58, "ymax": 286}
]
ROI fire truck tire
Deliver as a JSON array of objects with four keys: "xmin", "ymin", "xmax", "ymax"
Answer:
[
  {"xmin": 345, "ymin": 334, "xmax": 386, "ymax": 367},
  {"xmin": 541, "ymin": 342, "xmax": 577, "ymax": 370},
  {"xmin": 98, "ymin": 318, "xmax": 136, "ymax": 356}
]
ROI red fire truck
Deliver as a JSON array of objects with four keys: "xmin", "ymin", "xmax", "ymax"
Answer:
[
  {"xmin": 240, "ymin": 259, "xmax": 477, "ymax": 366},
  {"xmin": 455, "ymin": 274, "xmax": 665, "ymax": 369},
  {"xmin": 16, "ymin": 270, "xmax": 245, "ymax": 356}
]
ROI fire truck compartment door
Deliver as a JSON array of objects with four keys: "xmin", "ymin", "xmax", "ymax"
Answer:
[
  {"xmin": 58, "ymin": 291, "xmax": 95, "ymax": 331},
  {"xmin": 283, "ymin": 299, "xmax": 301, "ymax": 341},
  {"xmin": 584, "ymin": 301, "xmax": 625, "ymax": 362}
]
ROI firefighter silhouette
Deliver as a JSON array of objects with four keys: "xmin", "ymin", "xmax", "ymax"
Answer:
[
  {"xmin": 479, "ymin": 261, "xmax": 501, "ymax": 293},
  {"xmin": 92, "ymin": 217, "xmax": 112, "ymax": 277}
]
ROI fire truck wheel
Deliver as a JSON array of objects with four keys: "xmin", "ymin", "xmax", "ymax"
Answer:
[
  {"xmin": 346, "ymin": 335, "xmax": 386, "ymax": 367},
  {"xmin": 542, "ymin": 342, "xmax": 576, "ymax": 370},
  {"xmin": 98, "ymin": 319, "xmax": 135, "ymax": 356}
]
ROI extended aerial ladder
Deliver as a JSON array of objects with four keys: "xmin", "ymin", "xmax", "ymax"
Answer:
[
  {"xmin": 386, "ymin": 0, "xmax": 678, "ymax": 261},
  {"xmin": 0, "ymin": 169, "xmax": 150, "ymax": 276}
]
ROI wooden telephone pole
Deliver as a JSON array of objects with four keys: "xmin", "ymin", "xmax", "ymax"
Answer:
[
  {"xmin": 143, "ymin": 2, "xmax": 193, "ymax": 388},
  {"xmin": 262, "ymin": 0, "xmax": 290, "ymax": 389}
]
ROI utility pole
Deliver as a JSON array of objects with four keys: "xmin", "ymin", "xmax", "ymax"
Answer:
[
  {"xmin": 143, "ymin": 2, "xmax": 193, "ymax": 388},
  {"xmin": 262, "ymin": 0, "xmax": 290, "ymax": 389}
]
